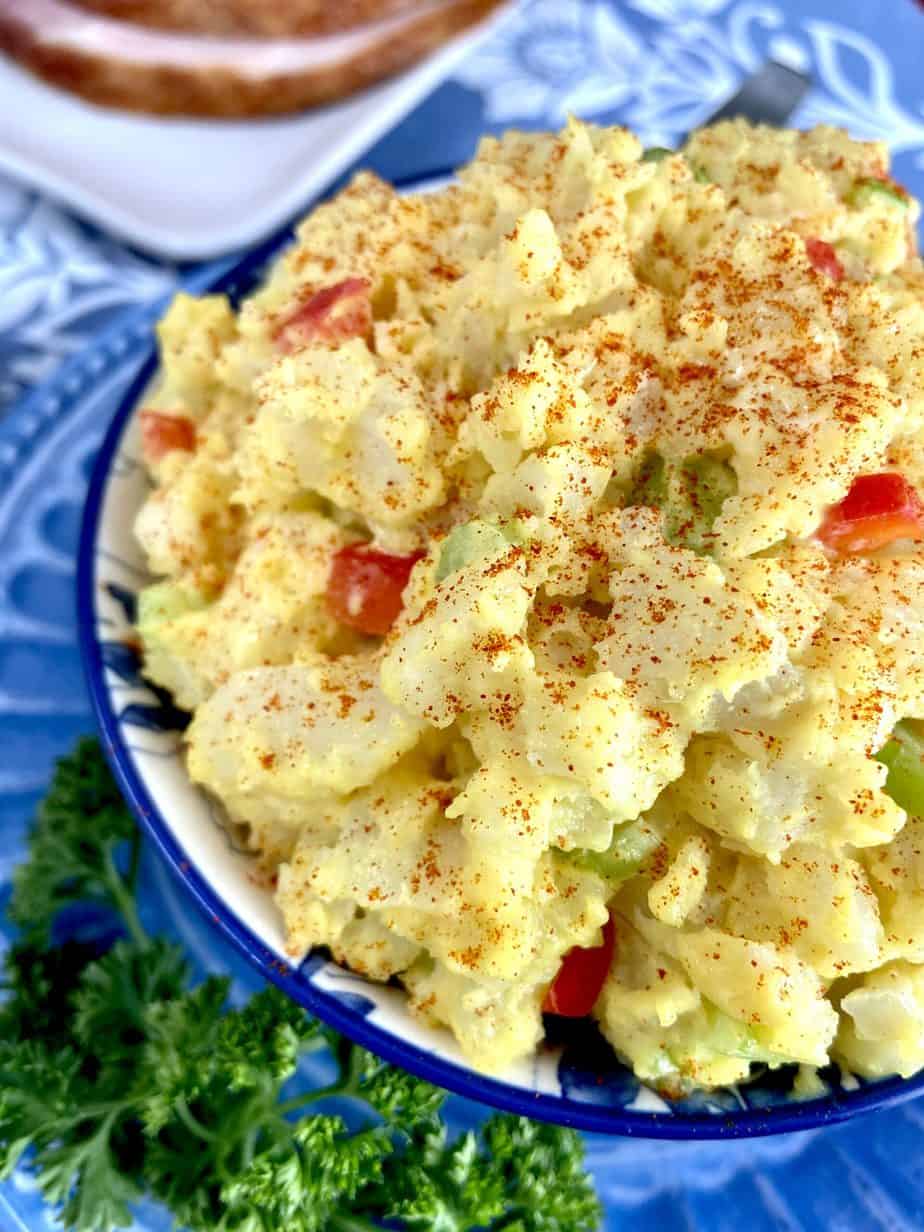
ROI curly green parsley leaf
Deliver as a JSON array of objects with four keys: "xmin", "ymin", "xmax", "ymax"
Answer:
[
  {"xmin": 9, "ymin": 737, "xmax": 139, "ymax": 943},
  {"xmin": 0, "ymin": 740, "xmax": 602, "ymax": 1232}
]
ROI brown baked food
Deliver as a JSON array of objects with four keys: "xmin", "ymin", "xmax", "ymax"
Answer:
[
  {"xmin": 0, "ymin": 0, "xmax": 505, "ymax": 118},
  {"xmin": 71, "ymin": 0, "xmax": 423, "ymax": 38}
]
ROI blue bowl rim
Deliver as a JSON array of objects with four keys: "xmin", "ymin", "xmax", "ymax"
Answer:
[{"xmin": 74, "ymin": 190, "xmax": 924, "ymax": 1141}]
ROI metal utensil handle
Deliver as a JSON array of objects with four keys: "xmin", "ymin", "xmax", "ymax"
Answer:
[{"xmin": 698, "ymin": 59, "xmax": 811, "ymax": 132}]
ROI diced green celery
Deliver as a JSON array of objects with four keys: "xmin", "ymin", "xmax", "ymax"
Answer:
[
  {"xmin": 137, "ymin": 581, "xmax": 208, "ymax": 631},
  {"xmin": 846, "ymin": 177, "xmax": 909, "ymax": 211},
  {"xmin": 567, "ymin": 818, "xmax": 663, "ymax": 883},
  {"xmin": 625, "ymin": 450, "xmax": 668, "ymax": 511},
  {"xmin": 877, "ymin": 720, "xmax": 924, "ymax": 816},
  {"xmin": 695, "ymin": 1002, "xmax": 769, "ymax": 1062},
  {"xmin": 642, "ymin": 147, "xmax": 711, "ymax": 179},
  {"xmin": 625, "ymin": 450, "xmax": 736, "ymax": 555},
  {"xmin": 665, "ymin": 454, "xmax": 737, "ymax": 555},
  {"xmin": 673, "ymin": 1002, "xmax": 789, "ymax": 1067},
  {"xmin": 435, "ymin": 520, "xmax": 520, "ymax": 583},
  {"xmin": 642, "ymin": 146, "xmax": 717, "ymax": 184},
  {"xmin": 633, "ymin": 1001, "xmax": 786, "ymax": 1089}
]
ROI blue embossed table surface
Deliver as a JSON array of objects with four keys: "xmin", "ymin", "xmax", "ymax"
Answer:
[{"xmin": 4, "ymin": 1, "xmax": 924, "ymax": 1228}]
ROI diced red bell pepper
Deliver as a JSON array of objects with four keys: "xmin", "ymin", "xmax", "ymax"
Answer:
[
  {"xmin": 276, "ymin": 277, "xmax": 372, "ymax": 351},
  {"xmin": 543, "ymin": 913, "xmax": 616, "ymax": 1018},
  {"xmin": 805, "ymin": 237, "xmax": 844, "ymax": 282},
  {"xmin": 818, "ymin": 472, "xmax": 924, "ymax": 554},
  {"xmin": 326, "ymin": 543, "xmax": 423, "ymax": 636},
  {"xmin": 139, "ymin": 410, "xmax": 196, "ymax": 462}
]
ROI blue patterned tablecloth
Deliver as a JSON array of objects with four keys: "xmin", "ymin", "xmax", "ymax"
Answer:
[{"xmin": 4, "ymin": 2, "xmax": 924, "ymax": 1229}]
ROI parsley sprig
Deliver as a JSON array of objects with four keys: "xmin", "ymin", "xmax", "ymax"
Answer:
[{"xmin": 0, "ymin": 739, "xmax": 601, "ymax": 1231}]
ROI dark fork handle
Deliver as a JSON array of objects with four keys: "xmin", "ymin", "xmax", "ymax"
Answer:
[{"xmin": 699, "ymin": 60, "xmax": 811, "ymax": 131}]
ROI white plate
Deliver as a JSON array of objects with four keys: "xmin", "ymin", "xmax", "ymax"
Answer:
[{"xmin": 0, "ymin": 4, "xmax": 512, "ymax": 261}]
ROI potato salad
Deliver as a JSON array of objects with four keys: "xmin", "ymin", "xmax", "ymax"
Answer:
[{"xmin": 134, "ymin": 119, "xmax": 924, "ymax": 1094}]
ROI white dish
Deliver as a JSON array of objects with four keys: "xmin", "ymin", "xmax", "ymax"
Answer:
[{"xmin": 0, "ymin": 4, "xmax": 512, "ymax": 260}]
